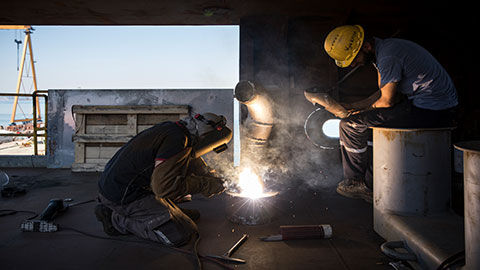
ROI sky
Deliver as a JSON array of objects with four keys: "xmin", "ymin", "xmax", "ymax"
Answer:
[
  {"xmin": 0, "ymin": 26, "xmax": 239, "ymax": 92},
  {"xmin": 0, "ymin": 25, "xmax": 239, "ymax": 113}
]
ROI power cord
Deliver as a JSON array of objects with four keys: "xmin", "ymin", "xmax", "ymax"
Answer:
[
  {"xmin": 193, "ymin": 232, "xmax": 202, "ymax": 270},
  {"xmin": 0, "ymin": 209, "xmax": 37, "ymax": 220}
]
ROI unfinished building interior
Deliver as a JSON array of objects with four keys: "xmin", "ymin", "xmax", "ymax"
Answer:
[{"xmin": 0, "ymin": 1, "xmax": 478, "ymax": 270}]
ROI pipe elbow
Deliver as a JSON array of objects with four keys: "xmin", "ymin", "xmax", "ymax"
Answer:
[{"xmin": 234, "ymin": 81, "xmax": 274, "ymax": 145}]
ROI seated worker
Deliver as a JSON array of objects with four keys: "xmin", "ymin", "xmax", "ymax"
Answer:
[
  {"xmin": 322, "ymin": 25, "xmax": 458, "ymax": 203},
  {"xmin": 95, "ymin": 112, "xmax": 232, "ymax": 247}
]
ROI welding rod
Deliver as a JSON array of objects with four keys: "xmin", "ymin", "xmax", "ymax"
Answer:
[
  {"xmin": 206, "ymin": 234, "xmax": 248, "ymax": 264},
  {"xmin": 225, "ymin": 233, "xmax": 248, "ymax": 257},
  {"xmin": 260, "ymin": 224, "xmax": 332, "ymax": 241}
]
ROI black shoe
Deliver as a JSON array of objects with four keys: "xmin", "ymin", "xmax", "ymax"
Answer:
[
  {"xmin": 94, "ymin": 204, "xmax": 123, "ymax": 236},
  {"xmin": 336, "ymin": 179, "xmax": 373, "ymax": 203},
  {"xmin": 180, "ymin": 208, "xmax": 200, "ymax": 221}
]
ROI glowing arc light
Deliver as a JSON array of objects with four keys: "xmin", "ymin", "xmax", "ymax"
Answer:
[{"xmin": 238, "ymin": 167, "xmax": 264, "ymax": 199}]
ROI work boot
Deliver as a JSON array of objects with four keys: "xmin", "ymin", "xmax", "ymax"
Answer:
[
  {"xmin": 180, "ymin": 208, "xmax": 201, "ymax": 221},
  {"xmin": 336, "ymin": 179, "xmax": 373, "ymax": 203},
  {"xmin": 94, "ymin": 204, "xmax": 123, "ymax": 236}
]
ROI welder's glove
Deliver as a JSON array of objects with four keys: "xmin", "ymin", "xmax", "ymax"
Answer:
[{"xmin": 185, "ymin": 175, "xmax": 225, "ymax": 198}]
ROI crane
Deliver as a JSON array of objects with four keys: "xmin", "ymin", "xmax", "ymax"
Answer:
[{"xmin": 0, "ymin": 25, "xmax": 40, "ymax": 124}]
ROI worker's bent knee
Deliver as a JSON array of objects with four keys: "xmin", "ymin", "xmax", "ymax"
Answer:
[
  {"xmin": 339, "ymin": 118, "xmax": 353, "ymax": 132},
  {"xmin": 153, "ymin": 219, "xmax": 197, "ymax": 247},
  {"xmin": 339, "ymin": 118, "xmax": 348, "ymax": 128}
]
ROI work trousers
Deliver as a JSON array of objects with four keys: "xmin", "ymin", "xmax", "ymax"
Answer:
[
  {"xmin": 339, "ymin": 100, "xmax": 456, "ymax": 188},
  {"xmin": 98, "ymin": 194, "xmax": 197, "ymax": 247}
]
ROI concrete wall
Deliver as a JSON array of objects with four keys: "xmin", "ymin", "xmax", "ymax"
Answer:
[{"xmin": 47, "ymin": 89, "xmax": 234, "ymax": 168}]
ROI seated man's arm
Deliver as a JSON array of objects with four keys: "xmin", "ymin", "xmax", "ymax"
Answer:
[
  {"xmin": 346, "ymin": 71, "xmax": 399, "ymax": 113},
  {"xmin": 372, "ymin": 80, "xmax": 398, "ymax": 108}
]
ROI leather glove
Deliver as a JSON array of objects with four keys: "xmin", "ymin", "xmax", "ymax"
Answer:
[
  {"xmin": 185, "ymin": 175, "xmax": 225, "ymax": 198},
  {"xmin": 201, "ymin": 176, "xmax": 225, "ymax": 198}
]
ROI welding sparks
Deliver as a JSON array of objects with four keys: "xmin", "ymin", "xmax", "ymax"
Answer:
[{"xmin": 238, "ymin": 167, "xmax": 264, "ymax": 199}]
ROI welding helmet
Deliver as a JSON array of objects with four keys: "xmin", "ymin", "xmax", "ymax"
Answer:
[
  {"xmin": 324, "ymin": 25, "xmax": 364, "ymax": 68},
  {"xmin": 191, "ymin": 113, "xmax": 232, "ymax": 158}
]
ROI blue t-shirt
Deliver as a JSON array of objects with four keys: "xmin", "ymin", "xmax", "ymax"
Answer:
[{"xmin": 375, "ymin": 38, "xmax": 458, "ymax": 110}]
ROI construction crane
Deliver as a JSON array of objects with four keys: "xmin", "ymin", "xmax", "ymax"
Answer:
[{"xmin": 0, "ymin": 25, "xmax": 40, "ymax": 124}]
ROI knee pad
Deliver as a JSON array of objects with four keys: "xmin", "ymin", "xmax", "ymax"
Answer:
[{"xmin": 153, "ymin": 219, "xmax": 196, "ymax": 247}]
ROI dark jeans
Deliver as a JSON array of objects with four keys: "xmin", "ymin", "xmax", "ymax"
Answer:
[
  {"xmin": 339, "ymin": 100, "xmax": 456, "ymax": 188},
  {"xmin": 98, "ymin": 193, "xmax": 197, "ymax": 247}
]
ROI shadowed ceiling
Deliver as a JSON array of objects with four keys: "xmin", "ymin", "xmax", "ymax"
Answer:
[{"xmin": 0, "ymin": 0, "xmax": 435, "ymax": 26}]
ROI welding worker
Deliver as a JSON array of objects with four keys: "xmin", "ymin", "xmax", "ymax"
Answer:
[
  {"xmin": 95, "ymin": 112, "xmax": 232, "ymax": 246},
  {"xmin": 322, "ymin": 25, "xmax": 458, "ymax": 203}
]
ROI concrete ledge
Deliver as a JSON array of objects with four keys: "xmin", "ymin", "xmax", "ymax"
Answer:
[
  {"xmin": 0, "ymin": 155, "xmax": 48, "ymax": 168},
  {"xmin": 48, "ymin": 89, "xmax": 234, "ymax": 168}
]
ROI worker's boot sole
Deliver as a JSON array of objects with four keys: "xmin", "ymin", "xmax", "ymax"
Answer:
[
  {"xmin": 94, "ymin": 204, "xmax": 123, "ymax": 236},
  {"xmin": 336, "ymin": 180, "xmax": 373, "ymax": 204}
]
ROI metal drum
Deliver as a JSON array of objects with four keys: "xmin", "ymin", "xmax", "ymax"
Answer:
[
  {"xmin": 372, "ymin": 127, "xmax": 453, "ymax": 216},
  {"xmin": 454, "ymin": 141, "xmax": 480, "ymax": 270}
]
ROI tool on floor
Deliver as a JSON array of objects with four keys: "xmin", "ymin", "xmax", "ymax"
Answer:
[
  {"xmin": 206, "ymin": 234, "xmax": 248, "ymax": 264},
  {"xmin": 20, "ymin": 198, "xmax": 96, "ymax": 232},
  {"xmin": 260, "ymin": 224, "xmax": 333, "ymax": 241},
  {"xmin": 39, "ymin": 198, "xmax": 96, "ymax": 221}
]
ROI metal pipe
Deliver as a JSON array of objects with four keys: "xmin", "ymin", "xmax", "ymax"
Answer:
[
  {"xmin": 234, "ymin": 81, "xmax": 274, "ymax": 146},
  {"xmin": 454, "ymin": 141, "xmax": 480, "ymax": 270},
  {"xmin": 27, "ymin": 31, "xmax": 41, "ymax": 119},
  {"xmin": 33, "ymin": 91, "xmax": 38, "ymax": 155},
  {"xmin": 304, "ymin": 88, "xmax": 350, "ymax": 118}
]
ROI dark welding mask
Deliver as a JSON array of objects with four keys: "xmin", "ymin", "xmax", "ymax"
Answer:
[{"xmin": 192, "ymin": 113, "xmax": 232, "ymax": 158}]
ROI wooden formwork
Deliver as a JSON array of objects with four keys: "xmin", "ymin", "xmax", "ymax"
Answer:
[{"xmin": 71, "ymin": 105, "xmax": 189, "ymax": 172}]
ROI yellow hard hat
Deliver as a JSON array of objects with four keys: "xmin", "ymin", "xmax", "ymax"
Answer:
[{"xmin": 324, "ymin": 25, "xmax": 364, "ymax": 68}]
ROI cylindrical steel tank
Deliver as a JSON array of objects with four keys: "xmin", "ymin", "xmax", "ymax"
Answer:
[
  {"xmin": 454, "ymin": 141, "xmax": 480, "ymax": 270},
  {"xmin": 372, "ymin": 127, "xmax": 453, "ymax": 216}
]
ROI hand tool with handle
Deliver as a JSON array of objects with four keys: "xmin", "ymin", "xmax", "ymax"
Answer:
[{"xmin": 206, "ymin": 234, "xmax": 248, "ymax": 264}]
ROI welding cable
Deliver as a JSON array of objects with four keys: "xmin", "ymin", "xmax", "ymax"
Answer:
[
  {"xmin": 328, "ymin": 239, "xmax": 351, "ymax": 270},
  {"xmin": 192, "ymin": 232, "xmax": 202, "ymax": 270},
  {"xmin": 0, "ymin": 209, "xmax": 38, "ymax": 220},
  {"xmin": 60, "ymin": 227, "xmax": 235, "ymax": 270}
]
